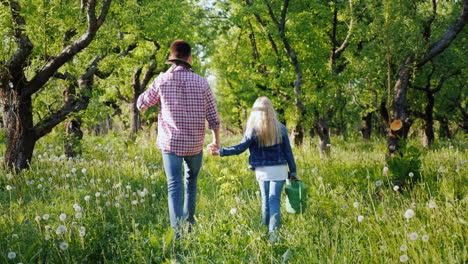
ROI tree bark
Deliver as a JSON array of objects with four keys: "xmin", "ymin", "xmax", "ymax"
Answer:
[
  {"xmin": 129, "ymin": 62, "xmax": 156, "ymax": 140},
  {"xmin": 437, "ymin": 117, "xmax": 452, "ymax": 139},
  {"xmin": 422, "ymin": 92, "xmax": 435, "ymax": 147},
  {"xmin": 64, "ymin": 116, "xmax": 83, "ymax": 157},
  {"xmin": 313, "ymin": 112, "xmax": 331, "ymax": 156},
  {"xmin": 1, "ymin": 92, "xmax": 37, "ymax": 171},
  {"xmin": 361, "ymin": 112, "xmax": 373, "ymax": 140}
]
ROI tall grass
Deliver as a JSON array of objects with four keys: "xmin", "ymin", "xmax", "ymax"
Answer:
[{"xmin": 0, "ymin": 132, "xmax": 466, "ymax": 263}]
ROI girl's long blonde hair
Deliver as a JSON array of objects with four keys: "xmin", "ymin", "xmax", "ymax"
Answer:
[{"xmin": 245, "ymin": 97, "xmax": 282, "ymax": 147}]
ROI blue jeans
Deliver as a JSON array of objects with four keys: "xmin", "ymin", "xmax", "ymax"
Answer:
[
  {"xmin": 258, "ymin": 180, "xmax": 285, "ymax": 233},
  {"xmin": 162, "ymin": 151, "xmax": 203, "ymax": 229}
]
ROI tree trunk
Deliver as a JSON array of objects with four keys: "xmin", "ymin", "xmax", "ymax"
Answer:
[
  {"xmin": 438, "ymin": 118, "xmax": 451, "ymax": 139},
  {"xmin": 129, "ymin": 101, "xmax": 140, "ymax": 140},
  {"xmin": 2, "ymin": 92, "xmax": 37, "ymax": 171},
  {"xmin": 388, "ymin": 63, "xmax": 413, "ymax": 155},
  {"xmin": 361, "ymin": 112, "xmax": 373, "ymax": 140},
  {"xmin": 313, "ymin": 114, "xmax": 331, "ymax": 157},
  {"xmin": 64, "ymin": 116, "xmax": 83, "ymax": 157},
  {"xmin": 422, "ymin": 93, "xmax": 435, "ymax": 147},
  {"xmin": 291, "ymin": 124, "xmax": 304, "ymax": 146}
]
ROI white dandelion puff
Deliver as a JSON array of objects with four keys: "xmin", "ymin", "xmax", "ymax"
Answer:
[
  {"xmin": 400, "ymin": 244, "xmax": 407, "ymax": 251},
  {"xmin": 353, "ymin": 202, "xmax": 360, "ymax": 208},
  {"xmin": 84, "ymin": 195, "xmax": 91, "ymax": 201},
  {"xmin": 375, "ymin": 180, "xmax": 382, "ymax": 187},
  {"xmin": 357, "ymin": 215, "xmax": 364, "ymax": 222},
  {"xmin": 229, "ymin": 208, "xmax": 237, "ymax": 215},
  {"xmin": 400, "ymin": 254, "xmax": 409, "ymax": 262},
  {"xmin": 408, "ymin": 232, "xmax": 418, "ymax": 240},
  {"xmin": 408, "ymin": 172, "xmax": 414, "ymax": 177},
  {"xmin": 404, "ymin": 209, "xmax": 415, "ymax": 219},
  {"xmin": 7, "ymin": 252, "xmax": 16, "ymax": 259},
  {"xmin": 59, "ymin": 242, "xmax": 69, "ymax": 250},
  {"xmin": 75, "ymin": 212, "xmax": 82, "ymax": 219},
  {"xmin": 422, "ymin": 235, "xmax": 429, "ymax": 242},
  {"xmin": 73, "ymin": 204, "xmax": 81, "ymax": 212},
  {"xmin": 59, "ymin": 213, "xmax": 67, "ymax": 221},
  {"xmin": 428, "ymin": 201, "xmax": 437, "ymax": 209},
  {"xmin": 56, "ymin": 225, "xmax": 67, "ymax": 235},
  {"xmin": 393, "ymin": 185, "xmax": 400, "ymax": 191}
]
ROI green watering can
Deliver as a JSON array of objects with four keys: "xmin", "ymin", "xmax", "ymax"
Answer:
[{"xmin": 285, "ymin": 179, "xmax": 307, "ymax": 214}]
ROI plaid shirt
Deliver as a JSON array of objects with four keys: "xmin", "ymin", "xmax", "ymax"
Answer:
[{"xmin": 137, "ymin": 65, "xmax": 220, "ymax": 156}]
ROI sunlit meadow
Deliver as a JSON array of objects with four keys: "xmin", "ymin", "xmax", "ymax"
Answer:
[{"xmin": 0, "ymin": 132, "xmax": 467, "ymax": 263}]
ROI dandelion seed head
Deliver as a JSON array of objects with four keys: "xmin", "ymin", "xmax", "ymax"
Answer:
[
  {"xmin": 56, "ymin": 225, "xmax": 67, "ymax": 235},
  {"xmin": 84, "ymin": 195, "xmax": 91, "ymax": 201},
  {"xmin": 229, "ymin": 208, "xmax": 237, "ymax": 215},
  {"xmin": 375, "ymin": 180, "xmax": 382, "ymax": 187},
  {"xmin": 45, "ymin": 234, "xmax": 51, "ymax": 240},
  {"xmin": 408, "ymin": 172, "xmax": 414, "ymax": 177},
  {"xmin": 422, "ymin": 235, "xmax": 429, "ymax": 242},
  {"xmin": 75, "ymin": 212, "xmax": 82, "ymax": 219},
  {"xmin": 408, "ymin": 232, "xmax": 418, "ymax": 240},
  {"xmin": 59, "ymin": 242, "xmax": 69, "ymax": 250},
  {"xmin": 428, "ymin": 201, "xmax": 437, "ymax": 209},
  {"xmin": 393, "ymin": 185, "xmax": 400, "ymax": 191},
  {"xmin": 400, "ymin": 244, "xmax": 407, "ymax": 251},
  {"xmin": 353, "ymin": 202, "xmax": 360, "ymax": 208},
  {"xmin": 7, "ymin": 251, "xmax": 16, "ymax": 259},
  {"xmin": 357, "ymin": 215, "xmax": 364, "ymax": 222},
  {"xmin": 400, "ymin": 254, "xmax": 409, "ymax": 262},
  {"xmin": 59, "ymin": 213, "xmax": 67, "ymax": 221},
  {"xmin": 318, "ymin": 177, "xmax": 323, "ymax": 181},
  {"xmin": 383, "ymin": 167, "xmax": 389, "ymax": 172},
  {"xmin": 404, "ymin": 209, "xmax": 415, "ymax": 219}
]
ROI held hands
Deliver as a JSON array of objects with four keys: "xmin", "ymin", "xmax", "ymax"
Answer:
[{"xmin": 207, "ymin": 143, "xmax": 220, "ymax": 156}]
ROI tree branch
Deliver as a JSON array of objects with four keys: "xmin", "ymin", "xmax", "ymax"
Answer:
[
  {"xmin": 280, "ymin": 0, "xmax": 290, "ymax": 31},
  {"xmin": 117, "ymin": 42, "xmax": 138, "ymax": 58},
  {"xmin": 334, "ymin": 0, "xmax": 354, "ymax": 58},
  {"xmin": 431, "ymin": 69, "xmax": 461, "ymax": 94},
  {"xmin": 25, "ymin": 0, "xmax": 112, "ymax": 97},
  {"xmin": 417, "ymin": 0, "xmax": 468, "ymax": 67},
  {"xmin": 263, "ymin": 0, "xmax": 282, "ymax": 32},
  {"xmin": 115, "ymin": 86, "xmax": 130, "ymax": 104},
  {"xmin": 3, "ymin": 0, "xmax": 33, "ymax": 79},
  {"xmin": 141, "ymin": 62, "xmax": 157, "ymax": 89},
  {"xmin": 33, "ymin": 56, "xmax": 103, "ymax": 140}
]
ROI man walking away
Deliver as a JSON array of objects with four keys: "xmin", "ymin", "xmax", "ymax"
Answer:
[{"xmin": 137, "ymin": 40, "xmax": 220, "ymax": 238}]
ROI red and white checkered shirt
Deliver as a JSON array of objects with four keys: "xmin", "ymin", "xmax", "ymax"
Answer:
[{"xmin": 137, "ymin": 65, "xmax": 220, "ymax": 156}]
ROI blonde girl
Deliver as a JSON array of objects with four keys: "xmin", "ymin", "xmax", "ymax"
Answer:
[{"xmin": 210, "ymin": 97, "xmax": 297, "ymax": 241}]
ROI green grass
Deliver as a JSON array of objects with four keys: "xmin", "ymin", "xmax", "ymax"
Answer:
[{"xmin": 0, "ymin": 132, "xmax": 467, "ymax": 263}]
